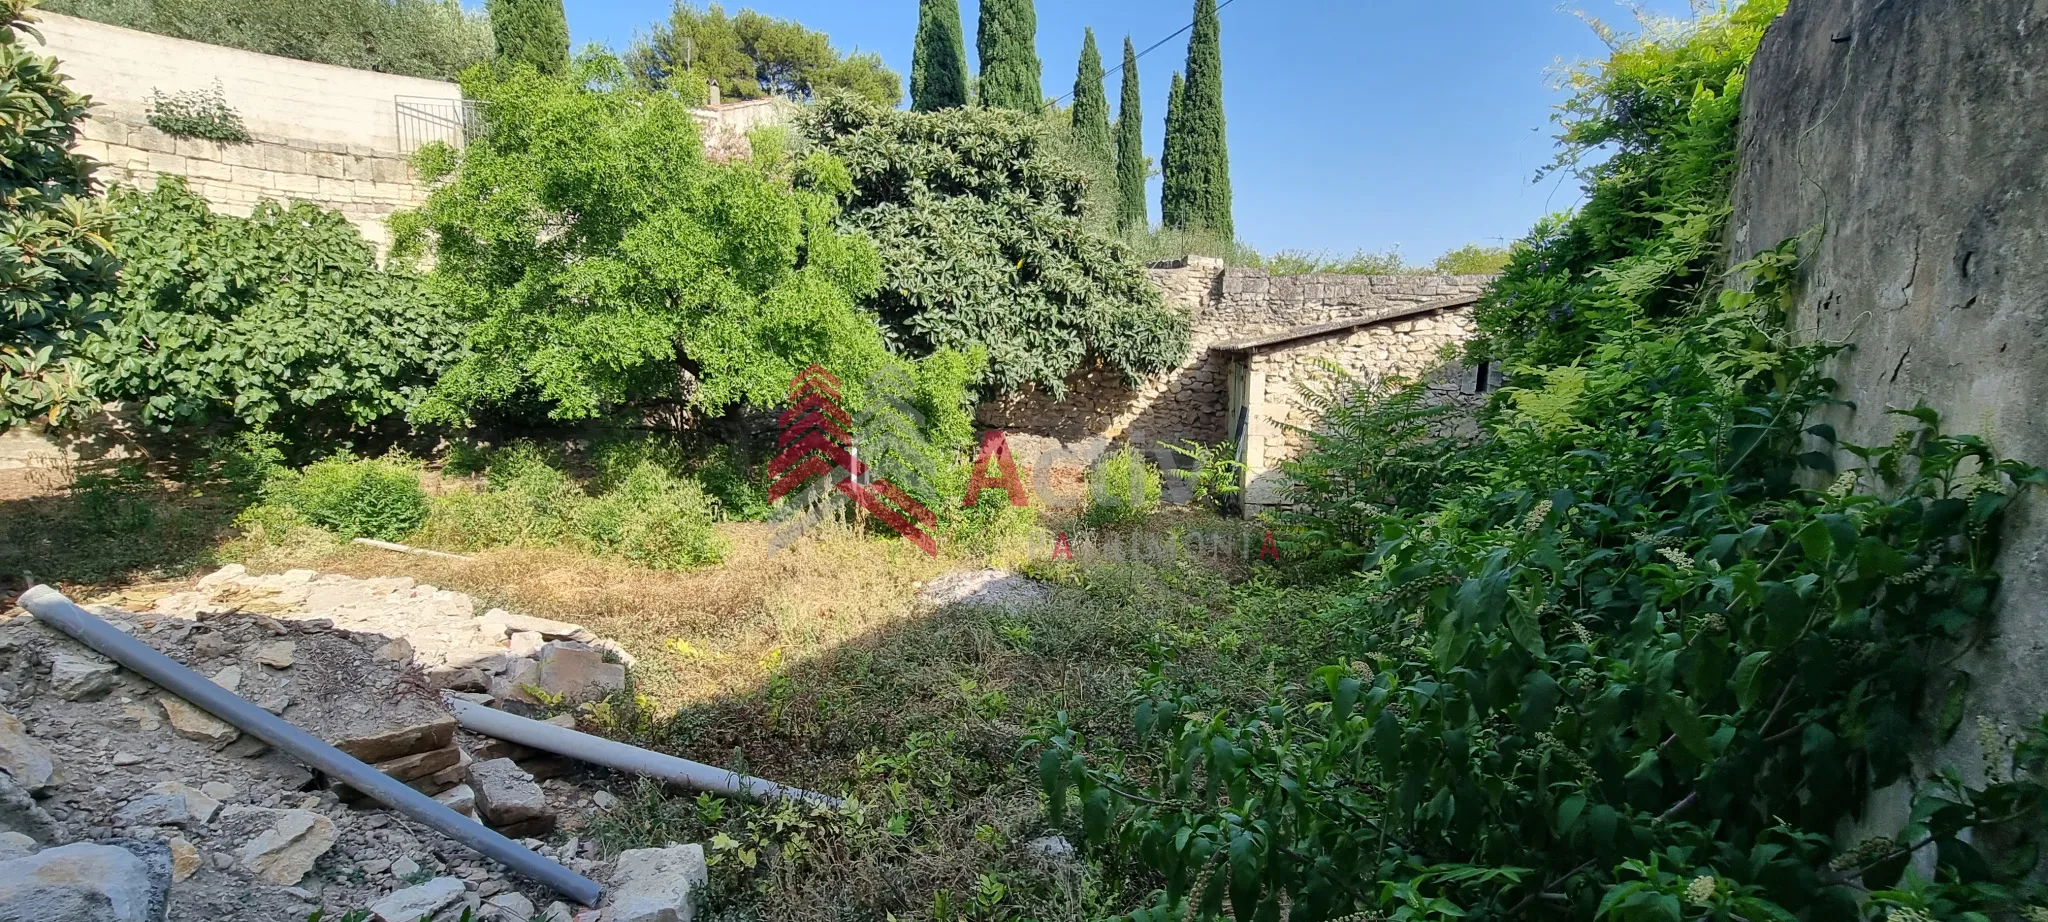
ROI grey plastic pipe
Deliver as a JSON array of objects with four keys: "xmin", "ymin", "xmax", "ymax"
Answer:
[
  {"xmin": 446, "ymin": 697, "xmax": 843, "ymax": 808},
  {"xmin": 18, "ymin": 585, "xmax": 603, "ymax": 907}
]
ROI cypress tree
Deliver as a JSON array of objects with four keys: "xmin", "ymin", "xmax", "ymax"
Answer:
[
  {"xmin": 975, "ymin": 0, "xmax": 1041, "ymax": 111},
  {"xmin": 1160, "ymin": 0, "xmax": 1232, "ymax": 238},
  {"xmin": 1114, "ymin": 37, "xmax": 1148, "ymax": 233},
  {"xmin": 488, "ymin": 0, "xmax": 570, "ymax": 76},
  {"xmin": 1161, "ymin": 71, "xmax": 1186, "ymax": 227},
  {"xmin": 910, "ymin": 0, "xmax": 970, "ymax": 111},
  {"xmin": 1070, "ymin": 29, "xmax": 1114, "ymax": 187}
]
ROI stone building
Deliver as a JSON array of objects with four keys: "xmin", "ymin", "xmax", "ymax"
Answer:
[{"xmin": 978, "ymin": 257, "xmax": 1496, "ymax": 512}]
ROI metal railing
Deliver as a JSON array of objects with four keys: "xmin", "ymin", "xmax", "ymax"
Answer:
[{"xmin": 394, "ymin": 95, "xmax": 482, "ymax": 154}]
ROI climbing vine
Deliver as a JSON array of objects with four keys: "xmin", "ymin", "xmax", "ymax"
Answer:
[{"xmin": 1035, "ymin": 3, "xmax": 2048, "ymax": 920}]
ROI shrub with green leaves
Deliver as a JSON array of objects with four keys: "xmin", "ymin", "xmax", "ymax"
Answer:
[
  {"xmin": 88, "ymin": 177, "xmax": 459, "ymax": 442},
  {"xmin": 571, "ymin": 461, "xmax": 725, "ymax": 571},
  {"xmin": 802, "ymin": 96, "xmax": 1189, "ymax": 398},
  {"xmin": 268, "ymin": 457, "xmax": 429, "ymax": 542},
  {"xmin": 0, "ymin": 0, "xmax": 119, "ymax": 432},
  {"xmin": 1036, "ymin": 3, "xmax": 2048, "ymax": 920},
  {"xmin": 144, "ymin": 82, "xmax": 250, "ymax": 142},
  {"xmin": 1083, "ymin": 445, "xmax": 1162, "ymax": 528},
  {"xmin": 45, "ymin": 0, "xmax": 493, "ymax": 80},
  {"xmin": 397, "ymin": 53, "xmax": 895, "ymax": 425}
]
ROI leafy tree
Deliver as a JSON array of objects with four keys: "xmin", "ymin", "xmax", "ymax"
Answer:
[
  {"xmin": 487, "ymin": 0, "xmax": 568, "ymax": 76},
  {"xmin": 1069, "ymin": 29, "xmax": 1114, "ymax": 198},
  {"xmin": 0, "ymin": 0, "xmax": 118, "ymax": 433},
  {"xmin": 801, "ymin": 96, "xmax": 1189, "ymax": 397},
  {"xmin": 394, "ymin": 54, "xmax": 894, "ymax": 425},
  {"xmin": 1114, "ymin": 37, "xmax": 1147, "ymax": 234},
  {"xmin": 1159, "ymin": 0, "xmax": 1231, "ymax": 238},
  {"xmin": 88, "ymin": 178, "xmax": 459, "ymax": 441},
  {"xmin": 1431, "ymin": 243, "xmax": 1513, "ymax": 274},
  {"xmin": 44, "ymin": 0, "xmax": 492, "ymax": 79},
  {"xmin": 974, "ymin": 0, "xmax": 1039, "ymax": 111},
  {"xmin": 909, "ymin": 0, "xmax": 968, "ymax": 111},
  {"xmin": 628, "ymin": 2, "xmax": 901, "ymax": 107}
]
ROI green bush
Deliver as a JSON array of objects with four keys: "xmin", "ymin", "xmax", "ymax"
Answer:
[
  {"xmin": 802, "ymin": 96, "xmax": 1190, "ymax": 397},
  {"xmin": 572, "ymin": 462, "xmax": 725, "ymax": 570},
  {"xmin": 89, "ymin": 177, "xmax": 459, "ymax": 443},
  {"xmin": 144, "ymin": 82, "xmax": 249, "ymax": 142},
  {"xmin": 416, "ymin": 447, "xmax": 581, "ymax": 550},
  {"xmin": 1082, "ymin": 445, "xmax": 1162, "ymax": 528},
  {"xmin": 0, "ymin": 0, "xmax": 120, "ymax": 432},
  {"xmin": 271, "ymin": 457, "xmax": 429, "ymax": 541},
  {"xmin": 45, "ymin": 0, "xmax": 493, "ymax": 80},
  {"xmin": 1040, "ymin": 4, "xmax": 2048, "ymax": 920}
]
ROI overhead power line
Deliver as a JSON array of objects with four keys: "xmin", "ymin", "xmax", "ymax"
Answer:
[{"xmin": 1042, "ymin": 0, "xmax": 1242, "ymax": 111}]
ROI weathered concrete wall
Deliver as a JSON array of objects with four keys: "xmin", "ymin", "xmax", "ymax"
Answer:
[
  {"xmin": 978, "ymin": 259, "xmax": 1492, "ymax": 456},
  {"xmin": 1729, "ymin": 0, "xmax": 2048, "ymax": 805}
]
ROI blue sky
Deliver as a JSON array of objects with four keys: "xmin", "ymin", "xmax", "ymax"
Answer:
[{"xmin": 561, "ymin": 1, "xmax": 1696, "ymax": 262}]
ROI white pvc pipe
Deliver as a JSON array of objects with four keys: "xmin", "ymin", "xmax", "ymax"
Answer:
[{"xmin": 446, "ymin": 697, "xmax": 842, "ymax": 808}]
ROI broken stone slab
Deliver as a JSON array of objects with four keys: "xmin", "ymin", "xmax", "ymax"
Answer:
[
  {"xmin": 368, "ymin": 875, "xmax": 465, "ymax": 922},
  {"xmin": 112, "ymin": 781, "xmax": 221, "ymax": 827},
  {"xmin": 487, "ymin": 657, "xmax": 542, "ymax": 706},
  {"xmin": 251, "ymin": 641, "xmax": 296, "ymax": 668},
  {"xmin": 479, "ymin": 610, "xmax": 597, "ymax": 644},
  {"xmin": 469, "ymin": 758, "xmax": 547, "ymax": 826},
  {"xmin": 536, "ymin": 642, "xmax": 626, "ymax": 704},
  {"xmin": 0, "ymin": 710, "xmax": 56, "ymax": 793},
  {"xmin": 0, "ymin": 840, "xmax": 170, "ymax": 922},
  {"xmin": 374, "ymin": 745, "xmax": 463, "ymax": 783},
  {"xmin": 158, "ymin": 695, "xmax": 239, "ymax": 748},
  {"xmin": 210, "ymin": 665, "xmax": 243, "ymax": 692},
  {"xmin": 433, "ymin": 784, "xmax": 476, "ymax": 817},
  {"xmin": 603, "ymin": 843, "xmax": 709, "ymax": 922},
  {"xmin": 48, "ymin": 651, "xmax": 118, "ymax": 701},
  {"xmin": 330, "ymin": 715, "xmax": 457, "ymax": 764},
  {"xmin": 237, "ymin": 808, "xmax": 337, "ymax": 886},
  {"xmin": 0, "ymin": 773, "xmax": 56, "ymax": 845},
  {"xmin": 508, "ymin": 631, "xmax": 545, "ymax": 658},
  {"xmin": 485, "ymin": 891, "xmax": 537, "ymax": 921},
  {"xmin": 196, "ymin": 564, "xmax": 247, "ymax": 589}
]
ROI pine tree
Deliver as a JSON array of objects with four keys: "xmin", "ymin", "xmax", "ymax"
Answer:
[
  {"xmin": 910, "ymin": 0, "xmax": 969, "ymax": 111},
  {"xmin": 975, "ymin": 0, "xmax": 1040, "ymax": 111},
  {"xmin": 1159, "ymin": 0, "xmax": 1232, "ymax": 238},
  {"xmin": 488, "ymin": 0, "xmax": 570, "ymax": 76},
  {"xmin": 1070, "ymin": 29, "xmax": 1114, "ymax": 190},
  {"xmin": 1114, "ymin": 37, "xmax": 1148, "ymax": 234}
]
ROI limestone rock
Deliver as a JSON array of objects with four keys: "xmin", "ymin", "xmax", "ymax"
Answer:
[
  {"xmin": 0, "ymin": 841, "xmax": 169, "ymax": 922},
  {"xmin": 537, "ymin": 641, "xmax": 626, "ymax": 704},
  {"xmin": 487, "ymin": 657, "xmax": 541, "ymax": 705},
  {"xmin": 251, "ymin": 640, "xmax": 296, "ymax": 668},
  {"xmin": 485, "ymin": 891, "xmax": 537, "ymax": 921},
  {"xmin": 238, "ymin": 809, "xmax": 337, "ymax": 885},
  {"xmin": 507, "ymin": 631, "xmax": 545, "ymax": 658},
  {"xmin": 483, "ymin": 610, "xmax": 597, "ymax": 644},
  {"xmin": 166, "ymin": 837, "xmax": 200, "ymax": 882},
  {"xmin": 0, "ymin": 710, "xmax": 55, "ymax": 793},
  {"xmin": 48, "ymin": 651, "xmax": 118, "ymax": 701},
  {"xmin": 209, "ymin": 665, "xmax": 243, "ymax": 693},
  {"xmin": 331, "ymin": 715, "xmax": 456, "ymax": 764},
  {"xmin": 158, "ymin": 696, "xmax": 239, "ymax": 747},
  {"xmin": 0, "ymin": 772, "xmax": 58, "ymax": 842},
  {"xmin": 374, "ymin": 637, "xmax": 415, "ymax": 663},
  {"xmin": 603, "ymin": 843, "xmax": 708, "ymax": 922},
  {"xmin": 0, "ymin": 832, "xmax": 34, "ymax": 861},
  {"xmin": 469, "ymin": 758, "xmax": 546, "ymax": 826},
  {"xmin": 368, "ymin": 876, "xmax": 464, "ymax": 922},
  {"xmin": 434, "ymin": 784, "xmax": 476, "ymax": 817},
  {"xmin": 113, "ymin": 785, "xmax": 219, "ymax": 828}
]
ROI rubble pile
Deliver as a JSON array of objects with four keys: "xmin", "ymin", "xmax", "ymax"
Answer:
[{"xmin": 0, "ymin": 566, "xmax": 712, "ymax": 922}]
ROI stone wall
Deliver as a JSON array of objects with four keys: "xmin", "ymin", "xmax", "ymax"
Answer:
[
  {"xmin": 1729, "ymin": 0, "xmax": 2047, "ymax": 827},
  {"xmin": 979, "ymin": 260, "xmax": 1491, "ymax": 448},
  {"xmin": 978, "ymin": 258, "xmax": 1492, "ymax": 504}
]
